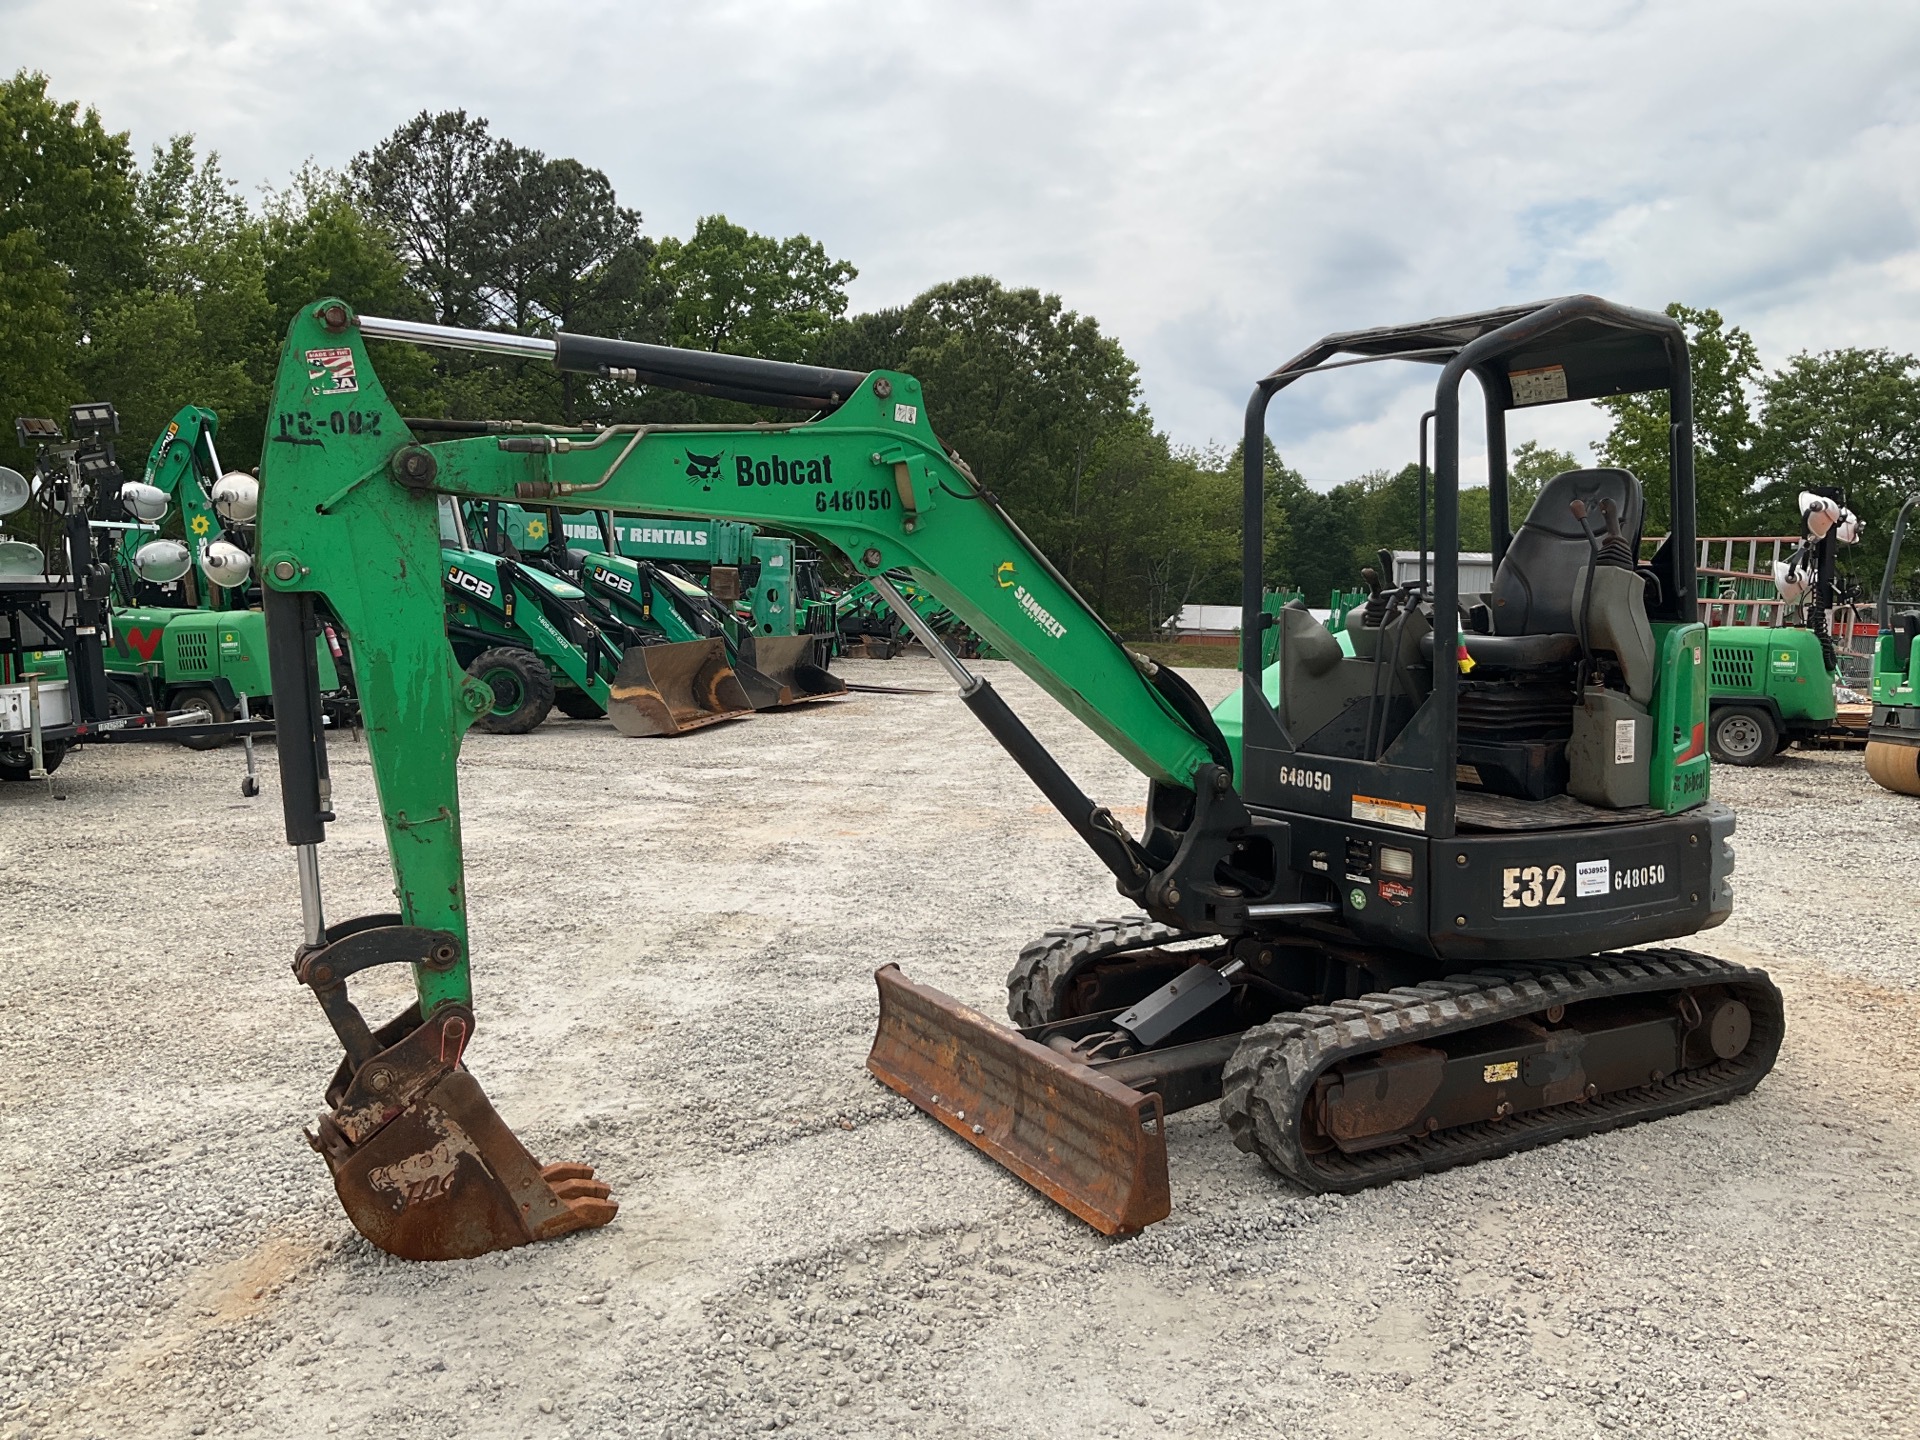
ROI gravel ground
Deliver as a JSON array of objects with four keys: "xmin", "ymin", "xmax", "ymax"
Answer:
[{"xmin": 3, "ymin": 656, "xmax": 1918, "ymax": 1440}]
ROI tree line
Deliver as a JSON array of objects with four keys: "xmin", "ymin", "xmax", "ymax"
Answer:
[{"xmin": 5, "ymin": 71, "xmax": 1919, "ymax": 635}]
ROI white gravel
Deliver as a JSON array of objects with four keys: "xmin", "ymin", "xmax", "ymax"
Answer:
[{"xmin": 3, "ymin": 656, "xmax": 1918, "ymax": 1440}]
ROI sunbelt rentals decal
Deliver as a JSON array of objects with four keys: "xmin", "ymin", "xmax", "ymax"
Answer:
[{"xmin": 1014, "ymin": 584, "xmax": 1066, "ymax": 639}]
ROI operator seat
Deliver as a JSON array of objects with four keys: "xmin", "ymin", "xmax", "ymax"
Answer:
[{"xmin": 1490, "ymin": 467, "xmax": 1643, "ymax": 636}]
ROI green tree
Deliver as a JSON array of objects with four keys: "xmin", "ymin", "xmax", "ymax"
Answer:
[
  {"xmin": 656, "ymin": 215, "xmax": 855, "ymax": 361},
  {"xmin": 260, "ymin": 164, "xmax": 436, "ymax": 425},
  {"xmin": 816, "ymin": 278, "xmax": 1138, "ymax": 568},
  {"xmin": 1754, "ymin": 347, "xmax": 1920, "ymax": 589},
  {"xmin": 350, "ymin": 110, "xmax": 499, "ymax": 328},
  {"xmin": 0, "ymin": 71, "xmax": 144, "ymax": 316},
  {"xmin": 0, "ymin": 72, "xmax": 144, "ymax": 473},
  {"xmin": 1594, "ymin": 303, "xmax": 1761, "ymax": 535},
  {"xmin": 81, "ymin": 137, "xmax": 274, "ymax": 465}
]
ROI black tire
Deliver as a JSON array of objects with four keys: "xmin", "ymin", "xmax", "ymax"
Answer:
[
  {"xmin": 468, "ymin": 648, "xmax": 555, "ymax": 734},
  {"xmin": 1006, "ymin": 916, "xmax": 1226, "ymax": 1027},
  {"xmin": 0, "ymin": 743, "xmax": 66, "ymax": 780},
  {"xmin": 553, "ymin": 689, "xmax": 606, "ymax": 720},
  {"xmin": 1708, "ymin": 705, "xmax": 1778, "ymax": 766},
  {"xmin": 174, "ymin": 686, "xmax": 233, "ymax": 751},
  {"xmin": 1774, "ymin": 729, "xmax": 1795, "ymax": 755},
  {"xmin": 240, "ymin": 775, "xmax": 260, "ymax": 797},
  {"xmin": 106, "ymin": 680, "xmax": 144, "ymax": 718}
]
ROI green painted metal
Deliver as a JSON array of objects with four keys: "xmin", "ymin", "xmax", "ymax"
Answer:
[
  {"xmin": 440, "ymin": 537, "xmax": 624, "ymax": 712},
  {"xmin": 1707, "ymin": 625, "xmax": 1837, "ymax": 728},
  {"xmin": 1873, "ymin": 625, "xmax": 1920, "ymax": 707},
  {"xmin": 105, "ymin": 405, "xmax": 340, "ymax": 704},
  {"xmin": 118, "ymin": 404, "xmax": 231, "ymax": 608},
  {"xmin": 1649, "ymin": 622, "xmax": 1712, "ymax": 812}
]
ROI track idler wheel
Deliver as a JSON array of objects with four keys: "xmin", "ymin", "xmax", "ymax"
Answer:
[
  {"xmin": 297, "ymin": 920, "xmax": 617, "ymax": 1260},
  {"xmin": 1866, "ymin": 739, "xmax": 1920, "ymax": 795}
]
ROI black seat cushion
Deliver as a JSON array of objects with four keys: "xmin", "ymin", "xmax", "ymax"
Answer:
[
  {"xmin": 1490, "ymin": 468, "xmax": 1643, "ymax": 636},
  {"xmin": 1420, "ymin": 632, "xmax": 1582, "ymax": 670}
]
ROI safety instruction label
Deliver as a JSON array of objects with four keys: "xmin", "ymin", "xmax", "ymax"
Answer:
[
  {"xmin": 1509, "ymin": 364, "xmax": 1568, "ymax": 406},
  {"xmin": 1615, "ymin": 718, "xmax": 1637, "ymax": 764},
  {"xmin": 1352, "ymin": 795, "xmax": 1426, "ymax": 832},
  {"xmin": 1577, "ymin": 859, "xmax": 1610, "ymax": 898}
]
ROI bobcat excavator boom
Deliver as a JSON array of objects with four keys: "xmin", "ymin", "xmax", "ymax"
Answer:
[{"xmin": 260, "ymin": 297, "xmax": 1780, "ymax": 1257}]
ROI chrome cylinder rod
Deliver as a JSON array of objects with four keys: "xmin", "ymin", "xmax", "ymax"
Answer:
[
  {"xmin": 866, "ymin": 573, "xmax": 978, "ymax": 694},
  {"xmin": 296, "ymin": 843, "xmax": 325, "ymax": 946},
  {"xmin": 357, "ymin": 314, "xmax": 559, "ymax": 360}
]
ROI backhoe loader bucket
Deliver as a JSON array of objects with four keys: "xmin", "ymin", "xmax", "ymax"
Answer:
[
  {"xmin": 733, "ymin": 634, "xmax": 848, "ymax": 710},
  {"xmin": 865, "ymin": 965, "xmax": 1171, "ymax": 1236},
  {"xmin": 606, "ymin": 638, "xmax": 754, "ymax": 736},
  {"xmin": 306, "ymin": 999, "xmax": 618, "ymax": 1261}
]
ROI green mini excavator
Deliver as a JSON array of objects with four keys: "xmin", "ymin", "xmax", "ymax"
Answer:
[{"xmin": 259, "ymin": 296, "xmax": 1781, "ymax": 1260}]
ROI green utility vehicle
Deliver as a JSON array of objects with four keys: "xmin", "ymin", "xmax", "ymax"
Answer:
[
  {"xmin": 1703, "ymin": 626, "xmax": 1838, "ymax": 764},
  {"xmin": 255, "ymin": 295, "xmax": 1777, "ymax": 1260},
  {"xmin": 1701, "ymin": 497, "xmax": 1865, "ymax": 765}
]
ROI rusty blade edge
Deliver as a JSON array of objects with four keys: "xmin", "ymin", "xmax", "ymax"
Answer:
[{"xmin": 866, "ymin": 964, "xmax": 1172, "ymax": 1237}]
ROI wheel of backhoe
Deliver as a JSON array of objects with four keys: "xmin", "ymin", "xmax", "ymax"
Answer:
[
  {"xmin": 174, "ymin": 686, "xmax": 233, "ymax": 751},
  {"xmin": 1006, "ymin": 915, "xmax": 1227, "ymax": 1027},
  {"xmin": 0, "ymin": 744, "xmax": 64, "ymax": 781},
  {"xmin": 553, "ymin": 688, "xmax": 606, "ymax": 721},
  {"xmin": 1709, "ymin": 705, "xmax": 1777, "ymax": 766},
  {"xmin": 1866, "ymin": 739, "xmax": 1920, "ymax": 795},
  {"xmin": 469, "ymin": 648, "xmax": 556, "ymax": 734}
]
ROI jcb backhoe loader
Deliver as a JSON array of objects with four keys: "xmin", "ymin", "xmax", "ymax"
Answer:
[
  {"xmin": 472, "ymin": 499, "xmax": 844, "ymax": 711},
  {"xmin": 435, "ymin": 495, "xmax": 753, "ymax": 736},
  {"xmin": 258, "ymin": 296, "xmax": 1780, "ymax": 1259}
]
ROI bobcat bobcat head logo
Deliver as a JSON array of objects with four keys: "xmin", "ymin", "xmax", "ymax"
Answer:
[{"xmin": 684, "ymin": 450, "xmax": 724, "ymax": 489}]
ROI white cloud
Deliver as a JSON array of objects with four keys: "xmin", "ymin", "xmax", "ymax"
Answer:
[{"xmin": 9, "ymin": 0, "xmax": 1920, "ymax": 486}]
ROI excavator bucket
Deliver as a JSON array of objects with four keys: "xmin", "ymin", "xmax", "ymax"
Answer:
[
  {"xmin": 1866, "ymin": 739, "xmax": 1920, "ymax": 795},
  {"xmin": 865, "ymin": 965, "xmax": 1172, "ymax": 1236},
  {"xmin": 732, "ymin": 634, "xmax": 848, "ymax": 710},
  {"xmin": 306, "ymin": 1000, "xmax": 617, "ymax": 1261},
  {"xmin": 605, "ymin": 638, "xmax": 754, "ymax": 736}
]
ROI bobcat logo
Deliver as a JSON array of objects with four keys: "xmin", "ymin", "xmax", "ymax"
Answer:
[{"xmin": 684, "ymin": 450, "xmax": 724, "ymax": 490}]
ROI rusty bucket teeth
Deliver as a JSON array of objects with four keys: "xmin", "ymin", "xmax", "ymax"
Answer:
[
  {"xmin": 1866, "ymin": 739, "xmax": 1920, "ymax": 795},
  {"xmin": 865, "ymin": 964, "xmax": 1171, "ymax": 1236},
  {"xmin": 734, "ymin": 635, "xmax": 848, "ymax": 710},
  {"xmin": 314, "ymin": 1006, "xmax": 617, "ymax": 1261},
  {"xmin": 605, "ymin": 638, "xmax": 755, "ymax": 736}
]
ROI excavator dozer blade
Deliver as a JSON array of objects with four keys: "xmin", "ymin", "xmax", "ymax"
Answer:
[
  {"xmin": 733, "ymin": 635, "xmax": 848, "ymax": 710},
  {"xmin": 309, "ymin": 1005, "xmax": 617, "ymax": 1261},
  {"xmin": 606, "ymin": 638, "xmax": 755, "ymax": 736},
  {"xmin": 865, "ymin": 964, "xmax": 1171, "ymax": 1236},
  {"xmin": 1866, "ymin": 738, "xmax": 1920, "ymax": 795}
]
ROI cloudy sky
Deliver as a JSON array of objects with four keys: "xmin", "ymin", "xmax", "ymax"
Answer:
[{"xmin": 10, "ymin": 0, "xmax": 1920, "ymax": 486}]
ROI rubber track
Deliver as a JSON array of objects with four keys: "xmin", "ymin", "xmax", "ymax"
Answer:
[
  {"xmin": 1219, "ymin": 948, "xmax": 1785, "ymax": 1193},
  {"xmin": 1005, "ymin": 916, "xmax": 1203, "ymax": 1027}
]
